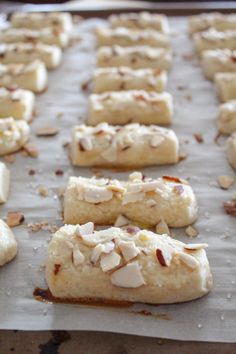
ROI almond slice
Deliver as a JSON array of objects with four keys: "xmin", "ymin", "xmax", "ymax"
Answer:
[
  {"xmin": 185, "ymin": 225, "xmax": 198, "ymax": 238},
  {"xmin": 150, "ymin": 135, "xmax": 165, "ymax": 148},
  {"xmin": 23, "ymin": 143, "xmax": 39, "ymax": 158},
  {"xmin": 128, "ymin": 171, "xmax": 143, "ymax": 182},
  {"xmin": 72, "ymin": 247, "xmax": 85, "ymax": 266},
  {"xmin": 79, "ymin": 137, "xmax": 93, "ymax": 151},
  {"xmin": 36, "ymin": 126, "xmax": 59, "ymax": 137},
  {"xmin": 118, "ymin": 240, "xmax": 140, "ymax": 262},
  {"xmin": 178, "ymin": 252, "xmax": 198, "ymax": 269},
  {"xmin": 6, "ymin": 211, "xmax": 24, "ymax": 227},
  {"xmin": 82, "ymin": 185, "xmax": 113, "ymax": 203},
  {"xmin": 184, "ymin": 243, "xmax": 208, "ymax": 251},
  {"xmin": 155, "ymin": 218, "xmax": 170, "ymax": 235},
  {"xmin": 111, "ymin": 262, "xmax": 145, "ymax": 288},
  {"xmin": 114, "ymin": 214, "xmax": 130, "ymax": 227},
  {"xmin": 156, "ymin": 245, "xmax": 173, "ymax": 267},
  {"xmin": 217, "ymin": 175, "xmax": 235, "ymax": 190},
  {"xmin": 100, "ymin": 251, "xmax": 121, "ymax": 272},
  {"xmin": 122, "ymin": 191, "xmax": 145, "ymax": 205},
  {"xmin": 101, "ymin": 145, "xmax": 117, "ymax": 162},
  {"xmin": 76, "ymin": 222, "xmax": 94, "ymax": 237}
]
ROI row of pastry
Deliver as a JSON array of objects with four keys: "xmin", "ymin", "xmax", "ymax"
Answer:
[
  {"xmin": 45, "ymin": 13, "xmax": 213, "ymax": 305},
  {"xmin": 0, "ymin": 12, "xmax": 74, "ymax": 267},
  {"xmin": 188, "ymin": 12, "xmax": 236, "ymax": 171}
]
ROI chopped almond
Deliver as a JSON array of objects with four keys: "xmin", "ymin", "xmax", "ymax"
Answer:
[
  {"xmin": 38, "ymin": 185, "xmax": 48, "ymax": 197},
  {"xmin": 7, "ymin": 211, "xmax": 24, "ymax": 227},
  {"xmin": 194, "ymin": 133, "xmax": 204, "ymax": 144},
  {"xmin": 223, "ymin": 200, "xmax": 236, "ymax": 217},
  {"xmin": 23, "ymin": 143, "xmax": 39, "ymax": 158},
  {"xmin": 178, "ymin": 152, "xmax": 188, "ymax": 162},
  {"xmin": 185, "ymin": 225, "xmax": 199, "ymax": 238},
  {"xmin": 217, "ymin": 175, "xmax": 235, "ymax": 190},
  {"xmin": 36, "ymin": 126, "xmax": 59, "ymax": 137},
  {"xmin": 155, "ymin": 218, "xmax": 170, "ymax": 235}
]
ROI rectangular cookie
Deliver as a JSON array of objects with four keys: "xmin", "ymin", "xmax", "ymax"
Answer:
[
  {"xmin": 96, "ymin": 27, "xmax": 170, "ymax": 48},
  {"xmin": 11, "ymin": 12, "xmax": 73, "ymax": 33},
  {"xmin": 217, "ymin": 100, "xmax": 236, "ymax": 135},
  {"xmin": 0, "ymin": 88, "xmax": 35, "ymax": 121},
  {"xmin": 88, "ymin": 90, "xmax": 173, "ymax": 126},
  {"xmin": 46, "ymin": 224, "xmax": 212, "ymax": 304},
  {"xmin": 0, "ymin": 27, "xmax": 69, "ymax": 49},
  {"xmin": 201, "ymin": 49, "xmax": 236, "ymax": 80},
  {"xmin": 97, "ymin": 46, "xmax": 172, "ymax": 70},
  {"xmin": 109, "ymin": 12, "xmax": 169, "ymax": 34},
  {"xmin": 63, "ymin": 173, "xmax": 198, "ymax": 227},
  {"xmin": 188, "ymin": 12, "xmax": 236, "ymax": 36},
  {"xmin": 215, "ymin": 72, "xmax": 236, "ymax": 102},
  {"xmin": 194, "ymin": 29, "xmax": 236, "ymax": 56},
  {"xmin": 0, "ymin": 43, "xmax": 62, "ymax": 70},
  {"xmin": 93, "ymin": 67, "xmax": 167, "ymax": 93},
  {"xmin": 0, "ymin": 60, "xmax": 48, "ymax": 93},
  {"xmin": 71, "ymin": 123, "xmax": 179, "ymax": 167}
]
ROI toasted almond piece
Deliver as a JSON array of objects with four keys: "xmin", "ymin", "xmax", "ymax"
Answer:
[
  {"xmin": 223, "ymin": 200, "xmax": 236, "ymax": 217},
  {"xmin": 36, "ymin": 126, "xmax": 59, "ymax": 137},
  {"xmin": 184, "ymin": 243, "xmax": 208, "ymax": 251},
  {"xmin": 7, "ymin": 211, "xmax": 24, "ymax": 227},
  {"xmin": 128, "ymin": 171, "xmax": 143, "ymax": 182},
  {"xmin": 4, "ymin": 154, "xmax": 15, "ymax": 164},
  {"xmin": 114, "ymin": 214, "xmax": 130, "ymax": 227},
  {"xmin": 217, "ymin": 175, "xmax": 235, "ymax": 190},
  {"xmin": 178, "ymin": 152, "xmax": 188, "ymax": 162},
  {"xmin": 156, "ymin": 249, "xmax": 168, "ymax": 266},
  {"xmin": 185, "ymin": 225, "xmax": 199, "ymax": 238},
  {"xmin": 106, "ymin": 184, "xmax": 126, "ymax": 194},
  {"xmin": 23, "ymin": 143, "xmax": 39, "ymax": 158},
  {"xmin": 155, "ymin": 217, "xmax": 170, "ymax": 235},
  {"xmin": 76, "ymin": 222, "xmax": 94, "ymax": 237},
  {"xmin": 118, "ymin": 240, "xmax": 140, "ymax": 262},
  {"xmin": 178, "ymin": 252, "xmax": 198, "ymax": 269},
  {"xmin": 111, "ymin": 262, "xmax": 145, "ymax": 288},
  {"xmin": 38, "ymin": 185, "xmax": 48, "ymax": 197},
  {"xmin": 100, "ymin": 251, "xmax": 121, "ymax": 272},
  {"xmin": 82, "ymin": 185, "xmax": 113, "ymax": 203},
  {"xmin": 72, "ymin": 247, "xmax": 85, "ymax": 266},
  {"xmin": 122, "ymin": 191, "xmax": 145, "ymax": 205},
  {"xmin": 91, "ymin": 244, "xmax": 105, "ymax": 264},
  {"xmin": 79, "ymin": 137, "xmax": 93, "ymax": 151},
  {"xmin": 194, "ymin": 133, "xmax": 204, "ymax": 143},
  {"xmin": 78, "ymin": 227, "xmax": 118, "ymax": 246}
]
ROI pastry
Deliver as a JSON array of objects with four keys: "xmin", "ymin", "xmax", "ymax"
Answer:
[
  {"xmin": 201, "ymin": 49, "xmax": 236, "ymax": 80},
  {"xmin": 0, "ymin": 162, "xmax": 10, "ymax": 203},
  {"xmin": 188, "ymin": 12, "xmax": 236, "ymax": 35},
  {"xmin": 218, "ymin": 100, "xmax": 236, "ymax": 135},
  {"xmin": 63, "ymin": 173, "xmax": 198, "ymax": 227},
  {"xmin": 0, "ymin": 117, "xmax": 30, "ymax": 155},
  {"xmin": 70, "ymin": 123, "xmax": 179, "ymax": 167},
  {"xmin": 97, "ymin": 45, "xmax": 172, "ymax": 70},
  {"xmin": 96, "ymin": 27, "xmax": 170, "ymax": 48},
  {"xmin": 194, "ymin": 29, "xmax": 236, "ymax": 56},
  {"xmin": 46, "ymin": 223, "xmax": 212, "ymax": 303},
  {"xmin": 0, "ymin": 219, "xmax": 17, "ymax": 266},
  {"xmin": 0, "ymin": 60, "xmax": 48, "ymax": 93},
  {"xmin": 93, "ymin": 67, "xmax": 167, "ymax": 93},
  {"xmin": 0, "ymin": 43, "xmax": 62, "ymax": 70},
  {"xmin": 11, "ymin": 12, "xmax": 73, "ymax": 33},
  {"xmin": 109, "ymin": 12, "xmax": 169, "ymax": 34},
  {"xmin": 0, "ymin": 27, "xmax": 69, "ymax": 49},
  {"xmin": 88, "ymin": 90, "xmax": 173, "ymax": 126},
  {"xmin": 215, "ymin": 72, "xmax": 236, "ymax": 102},
  {"xmin": 0, "ymin": 88, "xmax": 35, "ymax": 121},
  {"xmin": 226, "ymin": 133, "xmax": 236, "ymax": 171}
]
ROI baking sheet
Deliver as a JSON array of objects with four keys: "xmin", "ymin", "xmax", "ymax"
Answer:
[{"xmin": 0, "ymin": 15, "xmax": 235, "ymax": 342}]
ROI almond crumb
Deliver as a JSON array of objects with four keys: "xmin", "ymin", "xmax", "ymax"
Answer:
[
  {"xmin": 36, "ymin": 126, "xmax": 59, "ymax": 137},
  {"xmin": 4, "ymin": 154, "xmax": 15, "ymax": 164},
  {"xmin": 38, "ymin": 185, "xmax": 48, "ymax": 197},
  {"xmin": 217, "ymin": 175, "xmax": 235, "ymax": 190},
  {"xmin": 155, "ymin": 218, "xmax": 170, "ymax": 235},
  {"xmin": 7, "ymin": 211, "xmax": 24, "ymax": 227},
  {"xmin": 28, "ymin": 169, "xmax": 36, "ymax": 176},
  {"xmin": 55, "ymin": 169, "xmax": 64, "ymax": 176},
  {"xmin": 178, "ymin": 152, "xmax": 187, "ymax": 162},
  {"xmin": 23, "ymin": 143, "xmax": 39, "ymax": 158},
  {"xmin": 194, "ymin": 133, "xmax": 204, "ymax": 143},
  {"xmin": 185, "ymin": 225, "xmax": 198, "ymax": 238},
  {"xmin": 223, "ymin": 200, "xmax": 236, "ymax": 217}
]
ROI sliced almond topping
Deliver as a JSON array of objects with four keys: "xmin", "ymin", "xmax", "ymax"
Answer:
[
  {"xmin": 223, "ymin": 200, "xmax": 236, "ymax": 217},
  {"xmin": 91, "ymin": 244, "xmax": 105, "ymax": 264},
  {"xmin": 122, "ymin": 191, "xmax": 145, "ymax": 205},
  {"xmin": 23, "ymin": 143, "xmax": 39, "ymax": 158},
  {"xmin": 103, "ymin": 241, "xmax": 115, "ymax": 254},
  {"xmin": 79, "ymin": 227, "xmax": 118, "ymax": 246},
  {"xmin": 126, "ymin": 225, "xmax": 140, "ymax": 235},
  {"xmin": 82, "ymin": 185, "xmax": 113, "ymax": 203},
  {"xmin": 100, "ymin": 251, "xmax": 121, "ymax": 272},
  {"xmin": 106, "ymin": 184, "xmax": 126, "ymax": 194},
  {"xmin": 114, "ymin": 214, "xmax": 130, "ymax": 227},
  {"xmin": 156, "ymin": 244, "xmax": 174, "ymax": 267},
  {"xmin": 6, "ymin": 211, "xmax": 24, "ymax": 227},
  {"xmin": 217, "ymin": 175, "xmax": 235, "ymax": 190},
  {"xmin": 184, "ymin": 243, "xmax": 208, "ymax": 251},
  {"xmin": 185, "ymin": 225, "xmax": 199, "ymax": 238},
  {"xmin": 76, "ymin": 222, "xmax": 94, "ymax": 237},
  {"xmin": 111, "ymin": 262, "xmax": 145, "ymax": 288},
  {"xmin": 146, "ymin": 199, "xmax": 157, "ymax": 207},
  {"xmin": 101, "ymin": 145, "xmax": 117, "ymax": 162},
  {"xmin": 128, "ymin": 171, "xmax": 143, "ymax": 182},
  {"xmin": 72, "ymin": 247, "xmax": 85, "ymax": 266},
  {"xmin": 79, "ymin": 137, "xmax": 93, "ymax": 151},
  {"xmin": 163, "ymin": 176, "xmax": 183, "ymax": 184},
  {"xmin": 155, "ymin": 218, "xmax": 170, "ymax": 235},
  {"xmin": 36, "ymin": 126, "xmax": 59, "ymax": 137},
  {"xmin": 118, "ymin": 240, "xmax": 140, "ymax": 262},
  {"xmin": 150, "ymin": 135, "xmax": 165, "ymax": 148},
  {"xmin": 178, "ymin": 252, "xmax": 198, "ymax": 269}
]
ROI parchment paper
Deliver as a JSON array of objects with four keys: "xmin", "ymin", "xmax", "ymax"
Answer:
[{"xmin": 0, "ymin": 16, "xmax": 235, "ymax": 342}]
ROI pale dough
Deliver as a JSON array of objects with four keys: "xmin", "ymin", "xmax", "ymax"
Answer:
[
  {"xmin": 46, "ymin": 224, "xmax": 212, "ymax": 304},
  {"xmin": 218, "ymin": 100, "xmax": 236, "ymax": 135},
  {"xmin": 215, "ymin": 72, "xmax": 236, "ymax": 102},
  {"xmin": 0, "ymin": 219, "xmax": 17, "ymax": 266},
  {"xmin": 201, "ymin": 49, "xmax": 236, "ymax": 80}
]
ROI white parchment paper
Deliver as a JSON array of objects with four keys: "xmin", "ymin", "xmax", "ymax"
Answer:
[{"xmin": 0, "ymin": 16, "xmax": 235, "ymax": 342}]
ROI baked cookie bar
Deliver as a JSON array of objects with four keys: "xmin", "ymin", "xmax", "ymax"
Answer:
[
  {"xmin": 215, "ymin": 72, "xmax": 236, "ymax": 102},
  {"xmin": 11, "ymin": 12, "xmax": 73, "ymax": 33},
  {"xmin": 109, "ymin": 12, "xmax": 169, "ymax": 34},
  {"xmin": 93, "ymin": 67, "xmax": 167, "ymax": 93},
  {"xmin": 0, "ymin": 43, "xmax": 62, "ymax": 70},
  {"xmin": 46, "ymin": 223, "xmax": 212, "ymax": 303},
  {"xmin": 226, "ymin": 133, "xmax": 236, "ymax": 171},
  {"xmin": 0, "ymin": 27, "xmax": 69, "ymax": 49},
  {"xmin": 0, "ymin": 117, "xmax": 30, "ymax": 155},
  {"xmin": 201, "ymin": 49, "xmax": 236, "ymax": 80},
  {"xmin": 0, "ymin": 219, "xmax": 17, "ymax": 266},
  {"xmin": 194, "ymin": 29, "xmax": 236, "ymax": 56},
  {"xmin": 64, "ymin": 173, "xmax": 198, "ymax": 227},
  {"xmin": 0, "ymin": 162, "xmax": 10, "ymax": 203},
  {"xmin": 218, "ymin": 101, "xmax": 236, "ymax": 135},
  {"xmin": 0, "ymin": 88, "xmax": 35, "ymax": 121},
  {"xmin": 71, "ymin": 123, "xmax": 179, "ymax": 167},
  {"xmin": 188, "ymin": 12, "xmax": 236, "ymax": 35},
  {"xmin": 0, "ymin": 60, "xmax": 47, "ymax": 93},
  {"xmin": 96, "ymin": 27, "xmax": 170, "ymax": 48},
  {"xmin": 97, "ymin": 46, "xmax": 172, "ymax": 70},
  {"xmin": 88, "ymin": 90, "xmax": 173, "ymax": 126}
]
